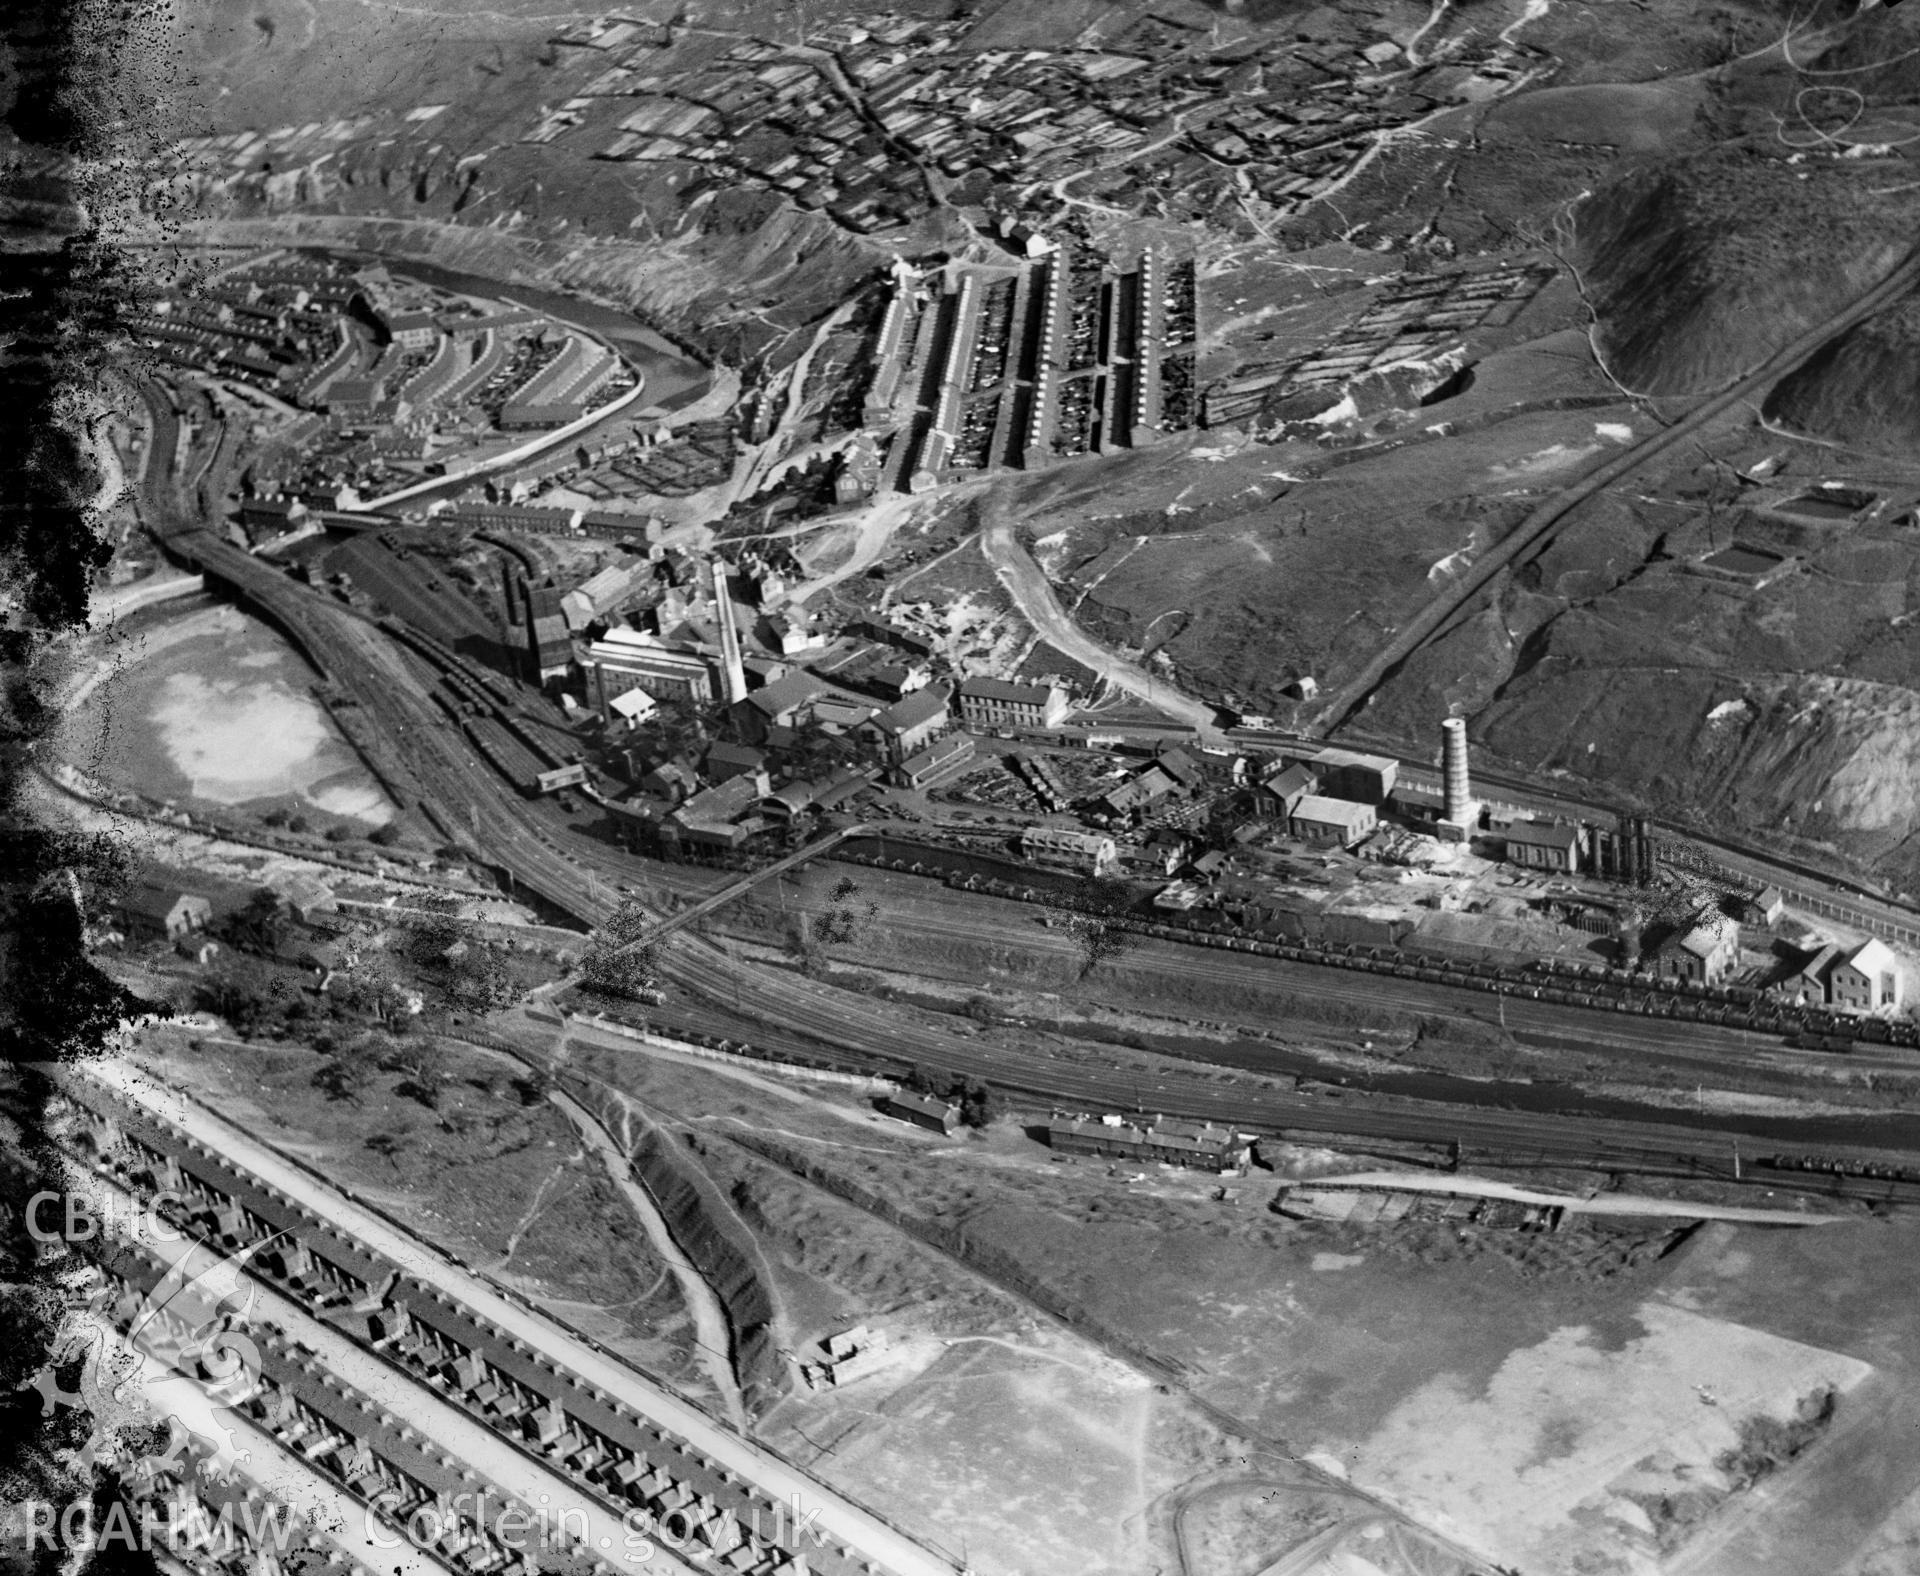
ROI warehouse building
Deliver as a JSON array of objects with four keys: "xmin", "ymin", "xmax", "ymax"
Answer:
[
  {"xmin": 1500, "ymin": 819, "xmax": 1584, "ymax": 873},
  {"xmin": 1288, "ymin": 794, "xmax": 1377, "ymax": 850},
  {"xmin": 586, "ymin": 627, "xmax": 717, "ymax": 711},
  {"xmin": 1045, "ymin": 1114, "xmax": 1249, "ymax": 1173}
]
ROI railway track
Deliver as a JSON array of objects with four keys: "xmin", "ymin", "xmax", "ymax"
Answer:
[
  {"xmin": 128, "ymin": 382, "xmax": 1920, "ymax": 1200},
  {"xmin": 1312, "ymin": 241, "xmax": 1920, "ymax": 735}
]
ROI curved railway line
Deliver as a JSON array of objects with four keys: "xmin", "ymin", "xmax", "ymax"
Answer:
[{"xmin": 126, "ymin": 377, "xmax": 1920, "ymax": 1208}]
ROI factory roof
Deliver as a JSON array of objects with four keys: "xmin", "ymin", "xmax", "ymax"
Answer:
[
  {"xmin": 871, "ymin": 685, "xmax": 950, "ymax": 735},
  {"xmin": 958, "ymin": 676, "xmax": 1060, "ymax": 706},
  {"xmin": 1290, "ymin": 794, "xmax": 1375, "ymax": 828},
  {"xmin": 741, "ymin": 668, "xmax": 827, "ymax": 717},
  {"xmin": 1502, "ymin": 819, "xmax": 1580, "ymax": 852}
]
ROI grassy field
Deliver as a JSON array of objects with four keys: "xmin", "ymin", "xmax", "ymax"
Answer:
[
  {"xmin": 551, "ymin": 1031, "xmax": 1252, "ymax": 1576},
  {"xmin": 138, "ymin": 1029, "xmax": 706, "ymax": 1385}
]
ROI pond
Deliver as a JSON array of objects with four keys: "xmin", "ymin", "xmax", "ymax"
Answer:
[{"xmin": 72, "ymin": 601, "xmax": 397, "ymax": 826}]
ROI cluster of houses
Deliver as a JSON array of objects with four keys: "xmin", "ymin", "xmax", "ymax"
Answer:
[
  {"xmin": 1206, "ymin": 260, "xmax": 1556, "ymax": 431},
  {"xmin": 70, "ymin": 1086, "xmax": 852, "ymax": 1576},
  {"xmin": 853, "ymin": 248, "xmax": 1199, "ymax": 499},
  {"xmin": 148, "ymin": 254, "xmax": 634, "ymax": 528}
]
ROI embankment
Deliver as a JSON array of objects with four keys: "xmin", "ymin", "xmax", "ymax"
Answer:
[
  {"xmin": 623, "ymin": 1118, "xmax": 792, "ymax": 1417},
  {"xmin": 723, "ymin": 1129, "xmax": 1199, "ymax": 1387}
]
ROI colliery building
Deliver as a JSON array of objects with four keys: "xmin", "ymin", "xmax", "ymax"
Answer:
[
  {"xmin": 1045, "ymin": 1114, "xmax": 1250, "ymax": 1173},
  {"xmin": 586, "ymin": 627, "xmax": 719, "ymax": 710}
]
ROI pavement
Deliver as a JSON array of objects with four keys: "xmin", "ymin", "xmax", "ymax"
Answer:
[
  {"xmin": 1281, "ymin": 1170, "xmax": 1846, "ymax": 1226},
  {"xmin": 80, "ymin": 1058, "xmax": 965, "ymax": 1576}
]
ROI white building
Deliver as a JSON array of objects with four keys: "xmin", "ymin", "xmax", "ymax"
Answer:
[{"xmin": 585, "ymin": 627, "xmax": 717, "ymax": 712}]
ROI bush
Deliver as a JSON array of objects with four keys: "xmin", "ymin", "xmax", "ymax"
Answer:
[{"xmin": 369, "ymin": 823, "xmax": 402, "ymax": 847}]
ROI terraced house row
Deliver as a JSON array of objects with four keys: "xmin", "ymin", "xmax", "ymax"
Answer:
[
  {"xmin": 858, "ymin": 246, "xmax": 1199, "ymax": 496},
  {"xmin": 60, "ymin": 1082, "xmax": 894, "ymax": 1576}
]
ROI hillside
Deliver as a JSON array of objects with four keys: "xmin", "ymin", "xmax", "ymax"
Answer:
[
  {"xmin": 1571, "ymin": 149, "xmax": 1920, "ymax": 396},
  {"xmin": 1765, "ymin": 291, "xmax": 1920, "ymax": 455}
]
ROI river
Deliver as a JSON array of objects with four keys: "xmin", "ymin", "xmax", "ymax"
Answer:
[{"xmin": 68, "ymin": 599, "xmax": 398, "ymax": 827}]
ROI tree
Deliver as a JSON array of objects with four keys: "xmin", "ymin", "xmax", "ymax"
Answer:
[
  {"xmin": 1043, "ymin": 873, "xmax": 1135, "ymax": 979},
  {"xmin": 812, "ymin": 877, "xmax": 877, "ymax": 947},
  {"xmin": 313, "ymin": 1039, "xmax": 380, "ymax": 1104},
  {"xmin": 394, "ymin": 1041, "xmax": 452, "ymax": 1109},
  {"xmin": 365, "ymin": 1132, "xmax": 405, "ymax": 1172},
  {"xmin": 197, "ymin": 961, "xmax": 275, "ymax": 1036},
  {"xmin": 957, "ymin": 1079, "xmax": 994, "ymax": 1129},
  {"xmin": 227, "ymin": 888, "xmax": 286, "ymax": 954},
  {"xmin": 369, "ymin": 823, "xmax": 402, "ymax": 847},
  {"xmin": 581, "ymin": 898, "xmax": 660, "ymax": 1000},
  {"xmin": 447, "ymin": 945, "xmax": 517, "ymax": 1011}
]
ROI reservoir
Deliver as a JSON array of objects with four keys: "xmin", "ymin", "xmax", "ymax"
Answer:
[{"xmin": 68, "ymin": 600, "xmax": 397, "ymax": 827}]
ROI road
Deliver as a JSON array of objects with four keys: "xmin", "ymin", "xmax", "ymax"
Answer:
[
  {"xmin": 1312, "ymin": 241, "xmax": 1920, "ymax": 734},
  {"xmin": 81, "ymin": 1058, "xmax": 966, "ymax": 1576},
  {"xmin": 360, "ymin": 378, "xmax": 652, "ymax": 514},
  {"xmin": 782, "ymin": 489, "xmax": 928, "ymax": 608},
  {"xmin": 980, "ymin": 500, "xmax": 1226, "ymax": 740}
]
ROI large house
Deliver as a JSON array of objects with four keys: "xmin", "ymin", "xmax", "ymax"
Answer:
[
  {"xmin": 955, "ymin": 677, "xmax": 1069, "ymax": 733},
  {"xmin": 1254, "ymin": 762, "xmax": 1317, "ymax": 821},
  {"xmin": 895, "ymin": 733, "xmax": 975, "ymax": 790},
  {"xmin": 1831, "ymin": 938, "xmax": 1904, "ymax": 1013},
  {"xmin": 1021, "ymin": 825, "xmax": 1118, "ymax": 877},
  {"xmin": 1777, "ymin": 937, "xmax": 1905, "ymax": 1014},
  {"xmin": 115, "ymin": 886, "xmax": 212, "ymax": 946},
  {"xmin": 880, "ymin": 1092, "xmax": 962, "ymax": 1136},
  {"xmin": 732, "ymin": 669, "xmax": 828, "ymax": 741}
]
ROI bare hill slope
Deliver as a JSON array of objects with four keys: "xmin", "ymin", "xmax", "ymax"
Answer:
[{"xmin": 1573, "ymin": 149, "xmax": 1920, "ymax": 396}]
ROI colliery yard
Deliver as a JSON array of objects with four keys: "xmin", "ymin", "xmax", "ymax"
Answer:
[{"xmin": 117, "ymin": 362, "xmax": 1920, "ymax": 1217}]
